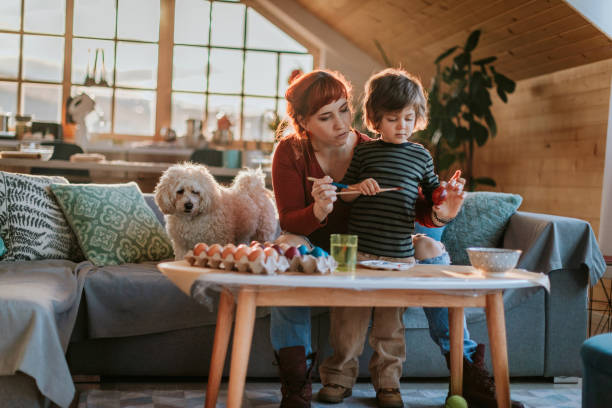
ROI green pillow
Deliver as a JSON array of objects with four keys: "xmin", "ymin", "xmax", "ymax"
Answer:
[
  {"xmin": 441, "ymin": 192, "xmax": 523, "ymax": 265},
  {"xmin": 49, "ymin": 182, "xmax": 174, "ymax": 266},
  {"xmin": 0, "ymin": 235, "xmax": 5, "ymax": 257}
]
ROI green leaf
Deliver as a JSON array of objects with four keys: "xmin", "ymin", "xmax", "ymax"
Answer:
[
  {"xmin": 470, "ymin": 121, "xmax": 489, "ymax": 146},
  {"xmin": 464, "ymin": 30, "xmax": 481, "ymax": 52},
  {"xmin": 455, "ymin": 126, "xmax": 470, "ymax": 144},
  {"xmin": 497, "ymin": 87, "xmax": 508, "ymax": 103},
  {"xmin": 373, "ymin": 39, "xmax": 393, "ymax": 68},
  {"xmin": 453, "ymin": 52, "xmax": 470, "ymax": 69},
  {"xmin": 474, "ymin": 56, "xmax": 497, "ymax": 65},
  {"xmin": 437, "ymin": 153, "xmax": 456, "ymax": 172},
  {"xmin": 446, "ymin": 97, "xmax": 462, "ymax": 117},
  {"xmin": 494, "ymin": 72, "xmax": 516, "ymax": 94},
  {"xmin": 442, "ymin": 120, "xmax": 457, "ymax": 146},
  {"xmin": 435, "ymin": 46, "xmax": 459, "ymax": 64},
  {"xmin": 484, "ymin": 110, "xmax": 497, "ymax": 137},
  {"xmin": 473, "ymin": 177, "xmax": 496, "ymax": 187}
]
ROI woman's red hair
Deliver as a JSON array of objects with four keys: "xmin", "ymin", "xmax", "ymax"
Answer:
[{"xmin": 284, "ymin": 69, "xmax": 352, "ymax": 139}]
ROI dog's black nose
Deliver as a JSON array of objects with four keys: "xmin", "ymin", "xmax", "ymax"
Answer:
[{"xmin": 184, "ymin": 202, "xmax": 193, "ymax": 211}]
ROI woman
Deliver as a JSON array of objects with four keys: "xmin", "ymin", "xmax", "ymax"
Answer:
[{"xmin": 270, "ymin": 69, "xmax": 518, "ymax": 408}]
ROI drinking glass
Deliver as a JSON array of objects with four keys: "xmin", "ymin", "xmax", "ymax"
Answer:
[{"xmin": 330, "ymin": 234, "xmax": 358, "ymax": 274}]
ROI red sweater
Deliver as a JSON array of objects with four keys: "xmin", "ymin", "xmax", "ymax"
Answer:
[{"xmin": 271, "ymin": 131, "xmax": 435, "ymax": 251}]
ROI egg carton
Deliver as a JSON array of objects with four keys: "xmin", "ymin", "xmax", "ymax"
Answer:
[
  {"xmin": 184, "ymin": 243, "xmax": 289, "ymax": 275},
  {"xmin": 287, "ymin": 254, "xmax": 337, "ymax": 274}
]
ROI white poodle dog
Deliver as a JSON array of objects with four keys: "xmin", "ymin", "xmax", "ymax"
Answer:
[{"xmin": 154, "ymin": 162, "xmax": 279, "ymax": 260}]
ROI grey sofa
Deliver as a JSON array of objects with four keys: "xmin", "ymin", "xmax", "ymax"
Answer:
[{"xmin": 0, "ymin": 194, "xmax": 605, "ymax": 408}]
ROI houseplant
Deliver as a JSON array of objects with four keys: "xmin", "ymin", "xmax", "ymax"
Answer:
[{"xmin": 414, "ymin": 29, "xmax": 516, "ymax": 190}]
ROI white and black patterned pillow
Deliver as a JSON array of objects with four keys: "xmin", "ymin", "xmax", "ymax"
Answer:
[{"xmin": 0, "ymin": 171, "xmax": 83, "ymax": 261}]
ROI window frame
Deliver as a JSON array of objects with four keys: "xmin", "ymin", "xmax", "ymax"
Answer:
[{"xmin": 2, "ymin": 0, "xmax": 316, "ymax": 142}]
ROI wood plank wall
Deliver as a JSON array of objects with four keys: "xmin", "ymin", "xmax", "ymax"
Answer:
[{"xmin": 473, "ymin": 58, "xmax": 612, "ymax": 236}]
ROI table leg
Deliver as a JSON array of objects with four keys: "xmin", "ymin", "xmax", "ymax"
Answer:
[
  {"xmin": 226, "ymin": 289, "xmax": 257, "ymax": 408},
  {"xmin": 205, "ymin": 289, "xmax": 235, "ymax": 408},
  {"xmin": 448, "ymin": 307, "xmax": 464, "ymax": 396},
  {"xmin": 485, "ymin": 292, "xmax": 510, "ymax": 408}
]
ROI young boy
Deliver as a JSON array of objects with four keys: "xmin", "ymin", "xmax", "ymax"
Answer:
[{"xmin": 318, "ymin": 68, "xmax": 457, "ymax": 408}]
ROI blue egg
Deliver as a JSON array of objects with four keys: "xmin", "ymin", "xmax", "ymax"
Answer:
[
  {"xmin": 309, "ymin": 246, "xmax": 324, "ymax": 257},
  {"xmin": 298, "ymin": 245, "xmax": 309, "ymax": 255}
]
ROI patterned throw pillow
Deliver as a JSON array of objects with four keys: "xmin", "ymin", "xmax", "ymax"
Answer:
[
  {"xmin": 0, "ymin": 171, "xmax": 82, "ymax": 261},
  {"xmin": 441, "ymin": 192, "xmax": 523, "ymax": 265},
  {"xmin": 0, "ymin": 235, "xmax": 6, "ymax": 257},
  {"xmin": 49, "ymin": 182, "xmax": 174, "ymax": 266}
]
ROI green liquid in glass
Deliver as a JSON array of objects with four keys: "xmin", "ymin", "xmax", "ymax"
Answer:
[{"xmin": 331, "ymin": 242, "xmax": 358, "ymax": 272}]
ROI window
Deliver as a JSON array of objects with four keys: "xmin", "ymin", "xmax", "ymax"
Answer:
[
  {"xmin": 3, "ymin": 0, "xmax": 313, "ymax": 142},
  {"xmin": 170, "ymin": 0, "xmax": 313, "ymax": 142},
  {"xmin": 0, "ymin": 0, "xmax": 65, "ymax": 123}
]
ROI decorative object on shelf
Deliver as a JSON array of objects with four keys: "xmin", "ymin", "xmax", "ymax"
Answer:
[
  {"xmin": 288, "ymin": 68, "xmax": 303, "ymax": 84},
  {"xmin": 185, "ymin": 118, "xmax": 205, "ymax": 148},
  {"xmin": 160, "ymin": 126, "xmax": 177, "ymax": 143},
  {"xmin": 15, "ymin": 115, "xmax": 33, "ymax": 140},
  {"xmin": 413, "ymin": 29, "xmax": 516, "ymax": 190},
  {"xmin": 212, "ymin": 111, "xmax": 233, "ymax": 146},
  {"xmin": 83, "ymin": 48, "xmax": 109, "ymax": 87},
  {"xmin": 66, "ymin": 93, "xmax": 95, "ymax": 150},
  {"xmin": 83, "ymin": 48, "xmax": 95, "ymax": 86}
]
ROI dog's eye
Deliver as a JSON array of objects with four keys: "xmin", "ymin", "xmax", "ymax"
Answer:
[
  {"xmin": 177, "ymin": 189, "xmax": 184, "ymax": 195},
  {"xmin": 192, "ymin": 190, "xmax": 200, "ymax": 195}
]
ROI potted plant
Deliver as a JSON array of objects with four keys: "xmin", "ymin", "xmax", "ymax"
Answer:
[{"xmin": 414, "ymin": 29, "xmax": 516, "ymax": 190}]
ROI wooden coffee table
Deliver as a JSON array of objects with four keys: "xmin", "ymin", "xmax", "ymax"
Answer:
[{"xmin": 158, "ymin": 261, "xmax": 549, "ymax": 408}]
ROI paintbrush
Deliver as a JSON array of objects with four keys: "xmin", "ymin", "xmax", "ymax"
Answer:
[{"xmin": 306, "ymin": 177, "xmax": 402, "ymax": 195}]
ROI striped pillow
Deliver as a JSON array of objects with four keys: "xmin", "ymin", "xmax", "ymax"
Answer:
[{"xmin": 0, "ymin": 171, "xmax": 83, "ymax": 261}]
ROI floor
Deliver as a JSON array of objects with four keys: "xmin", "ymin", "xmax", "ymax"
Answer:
[{"xmin": 75, "ymin": 378, "xmax": 582, "ymax": 407}]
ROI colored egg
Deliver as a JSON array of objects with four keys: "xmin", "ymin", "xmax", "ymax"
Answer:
[
  {"xmin": 193, "ymin": 243, "xmax": 208, "ymax": 256},
  {"xmin": 263, "ymin": 241, "xmax": 273, "ymax": 247},
  {"xmin": 222, "ymin": 244, "xmax": 236, "ymax": 259},
  {"xmin": 298, "ymin": 245, "xmax": 309, "ymax": 255},
  {"xmin": 248, "ymin": 248, "xmax": 264, "ymax": 262},
  {"xmin": 264, "ymin": 247, "xmax": 278, "ymax": 261},
  {"xmin": 249, "ymin": 240, "xmax": 260, "ymax": 247},
  {"xmin": 207, "ymin": 243, "xmax": 222, "ymax": 257},
  {"xmin": 284, "ymin": 246, "xmax": 299, "ymax": 260},
  {"xmin": 309, "ymin": 246, "xmax": 324, "ymax": 258},
  {"xmin": 234, "ymin": 246, "xmax": 251, "ymax": 261},
  {"xmin": 271, "ymin": 244, "xmax": 284, "ymax": 255},
  {"xmin": 278, "ymin": 243, "xmax": 291, "ymax": 252}
]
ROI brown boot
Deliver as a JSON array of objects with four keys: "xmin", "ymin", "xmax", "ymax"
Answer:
[
  {"xmin": 445, "ymin": 344, "xmax": 524, "ymax": 408},
  {"xmin": 275, "ymin": 346, "xmax": 316, "ymax": 408}
]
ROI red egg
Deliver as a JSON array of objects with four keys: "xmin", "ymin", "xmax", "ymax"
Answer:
[
  {"xmin": 248, "ymin": 248, "xmax": 264, "ymax": 262},
  {"xmin": 222, "ymin": 244, "xmax": 236, "ymax": 259},
  {"xmin": 207, "ymin": 244, "xmax": 222, "ymax": 257},
  {"xmin": 271, "ymin": 244, "xmax": 284, "ymax": 255},
  {"xmin": 193, "ymin": 243, "xmax": 208, "ymax": 256},
  {"xmin": 284, "ymin": 246, "xmax": 299, "ymax": 260},
  {"xmin": 234, "ymin": 245, "xmax": 251, "ymax": 261}
]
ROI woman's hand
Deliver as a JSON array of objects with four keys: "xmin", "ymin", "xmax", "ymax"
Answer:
[
  {"xmin": 433, "ymin": 172, "xmax": 466, "ymax": 222},
  {"xmin": 311, "ymin": 175, "xmax": 337, "ymax": 222},
  {"xmin": 351, "ymin": 178, "xmax": 380, "ymax": 196}
]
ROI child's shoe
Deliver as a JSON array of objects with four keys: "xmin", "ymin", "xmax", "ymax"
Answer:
[
  {"xmin": 317, "ymin": 383, "xmax": 352, "ymax": 403},
  {"xmin": 376, "ymin": 388, "xmax": 403, "ymax": 408}
]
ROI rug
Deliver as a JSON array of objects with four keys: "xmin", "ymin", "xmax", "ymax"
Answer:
[{"xmin": 78, "ymin": 382, "xmax": 582, "ymax": 408}]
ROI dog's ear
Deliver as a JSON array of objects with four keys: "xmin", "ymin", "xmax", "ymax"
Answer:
[{"xmin": 154, "ymin": 170, "xmax": 176, "ymax": 214}]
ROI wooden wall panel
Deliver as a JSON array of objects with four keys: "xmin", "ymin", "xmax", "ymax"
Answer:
[{"xmin": 473, "ymin": 58, "xmax": 612, "ymax": 235}]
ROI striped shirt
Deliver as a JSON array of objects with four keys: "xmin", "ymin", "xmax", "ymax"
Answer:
[{"xmin": 342, "ymin": 139, "xmax": 440, "ymax": 258}]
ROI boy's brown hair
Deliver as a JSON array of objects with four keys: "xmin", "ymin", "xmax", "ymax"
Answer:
[{"xmin": 363, "ymin": 68, "xmax": 428, "ymax": 133}]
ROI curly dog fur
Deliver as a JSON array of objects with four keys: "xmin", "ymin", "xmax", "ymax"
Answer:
[{"xmin": 154, "ymin": 162, "xmax": 279, "ymax": 260}]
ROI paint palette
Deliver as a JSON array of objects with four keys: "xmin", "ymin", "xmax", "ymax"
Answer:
[{"xmin": 358, "ymin": 260, "xmax": 415, "ymax": 271}]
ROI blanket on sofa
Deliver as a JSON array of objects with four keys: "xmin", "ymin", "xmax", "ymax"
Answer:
[{"xmin": 0, "ymin": 259, "xmax": 87, "ymax": 408}]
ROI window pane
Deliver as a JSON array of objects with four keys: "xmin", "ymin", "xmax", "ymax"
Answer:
[
  {"xmin": 244, "ymin": 51, "xmax": 277, "ymax": 97},
  {"xmin": 23, "ymin": 35, "xmax": 64, "ymax": 82},
  {"xmin": 174, "ymin": 0, "xmax": 210, "ymax": 45},
  {"xmin": 72, "ymin": 86, "xmax": 112, "ymax": 134},
  {"xmin": 0, "ymin": 34, "xmax": 20, "ymax": 79},
  {"xmin": 72, "ymin": 39, "xmax": 114, "ymax": 85},
  {"xmin": 207, "ymin": 94, "xmax": 240, "ymax": 141},
  {"xmin": 210, "ymin": 2, "xmax": 244, "ymax": 48},
  {"xmin": 74, "ymin": 0, "xmax": 116, "ymax": 38},
  {"xmin": 243, "ymin": 97, "xmax": 275, "ymax": 142},
  {"xmin": 117, "ymin": 0, "xmax": 159, "ymax": 42},
  {"xmin": 22, "ymin": 83, "xmax": 62, "ymax": 122},
  {"xmin": 208, "ymin": 48, "xmax": 242, "ymax": 94},
  {"xmin": 114, "ymin": 89, "xmax": 156, "ymax": 135},
  {"xmin": 0, "ymin": 81, "xmax": 18, "ymax": 115},
  {"xmin": 246, "ymin": 8, "xmax": 306, "ymax": 53},
  {"xmin": 278, "ymin": 54, "xmax": 313, "ymax": 97},
  {"xmin": 0, "ymin": 0, "xmax": 21, "ymax": 31},
  {"xmin": 171, "ymin": 92, "xmax": 204, "ymax": 137},
  {"xmin": 116, "ymin": 42, "xmax": 158, "ymax": 89},
  {"xmin": 173, "ymin": 46, "xmax": 207, "ymax": 92},
  {"xmin": 24, "ymin": 0, "xmax": 65, "ymax": 35}
]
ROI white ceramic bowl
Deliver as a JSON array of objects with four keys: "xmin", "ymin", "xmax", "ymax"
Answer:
[
  {"xmin": 466, "ymin": 247, "xmax": 522, "ymax": 274},
  {"xmin": 19, "ymin": 142, "xmax": 54, "ymax": 161}
]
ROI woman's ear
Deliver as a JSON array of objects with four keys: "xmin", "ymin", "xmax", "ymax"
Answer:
[{"xmin": 297, "ymin": 115, "xmax": 308, "ymax": 132}]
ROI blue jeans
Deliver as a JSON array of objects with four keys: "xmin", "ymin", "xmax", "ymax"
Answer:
[{"xmin": 270, "ymin": 251, "xmax": 478, "ymax": 362}]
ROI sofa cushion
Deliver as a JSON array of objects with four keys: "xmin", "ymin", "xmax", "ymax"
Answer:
[
  {"xmin": 0, "ymin": 235, "xmax": 5, "ymax": 257},
  {"xmin": 442, "ymin": 192, "xmax": 522, "ymax": 265},
  {"xmin": 49, "ymin": 182, "xmax": 174, "ymax": 266},
  {"xmin": 0, "ymin": 171, "xmax": 82, "ymax": 261}
]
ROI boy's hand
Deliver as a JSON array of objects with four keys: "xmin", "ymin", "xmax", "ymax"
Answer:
[{"xmin": 352, "ymin": 178, "xmax": 380, "ymax": 196}]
